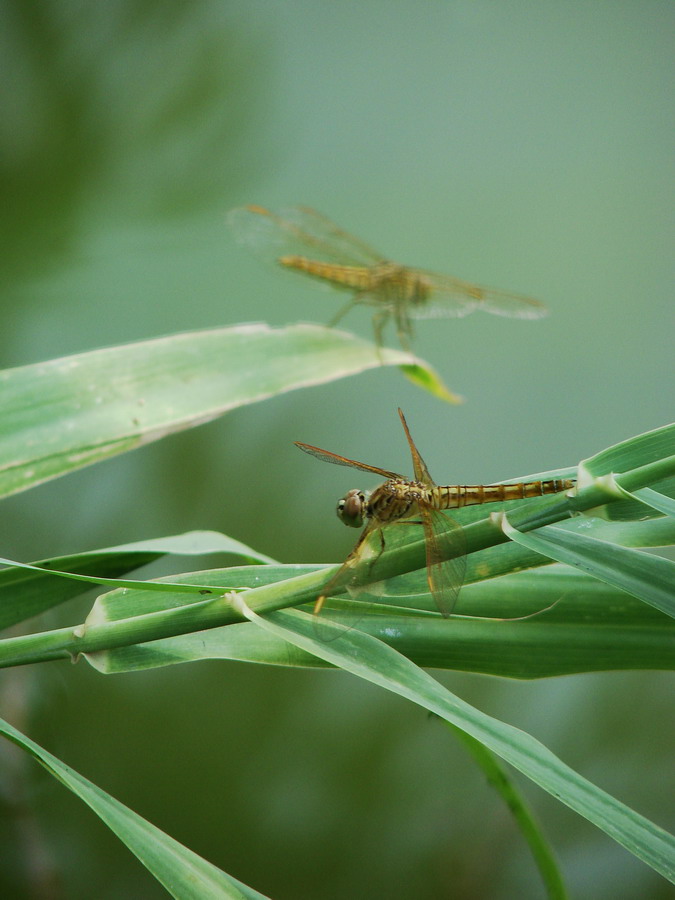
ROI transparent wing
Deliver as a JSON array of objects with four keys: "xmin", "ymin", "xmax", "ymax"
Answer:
[
  {"xmin": 403, "ymin": 269, "xmax": 548, "ymax": 321},
  {"xmin": 227, "ymin": 205, "xmax": 385, "ymax": 267},
  {"xmin": 294, "ymin": 441, "xmax": 402, "ymax": 480},
  {"xmin": 313, "ymin": 521, "xmax": 387, "ymax": 641},
  {"xmin": 287, "ymin": 206, "xmax": 386, "ymax": 266},
  {"xmin": 397, "ymin": 409, "xmax": 434, "ymax": 486},
  {"xmin": 422, "ymin": 506, "xmax": 467, "ymax": 618}
]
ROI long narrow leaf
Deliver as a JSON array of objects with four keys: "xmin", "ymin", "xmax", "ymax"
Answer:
[
  {"xmin": 448, "ymin": 725, "xmax": 568, "ymax": 900},
  {"xmin": 0, "ymin": 531, "xmax": 274, "ymax": 630},
  {"xmin": 501, "ymin": 518, "xmax": 675, "ymax": 618},
  {"xmin": 620, "ymin": 487, "xmax": 675, "ymax": 519},
  {"xmin": 0, "ymin": 718, "xmax": 270, "ymax": 900},
  {"xmin": 232, "ymin": 601, "xmax": 675, "ymax": 883},
  {"xmin": 580, "ymin": 423, "xmax": 675, "ymax": 476}
]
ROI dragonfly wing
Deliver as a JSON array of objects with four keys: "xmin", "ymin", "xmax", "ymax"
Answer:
[
  {"xmin": 227, "ymin": 205, "xmax": 385, "ymax": 267},
  {"xmin": 227, "ymin": 205, "xmax": 297, "ymax": 265},
  {"xmin": 472, "ymin": 284, "xmax": 548, "ymax": 319},
  {"xmin": 397, "ymin": 409, "xmax": 434, "ymax": 486},
  {"xmin": 294, "ymin": 441, "xmax": 402, "ymax": 480},
  {"xmin": 404, "ymin": 270, "xmax": 547, "ymax": 320},
  {"xmin": 422, "ymin": 507, "xmax": 467, "ymax": 618},
  {"xmin": 288, "ymin": 207, "xmax": 386, "ymax": 266}
]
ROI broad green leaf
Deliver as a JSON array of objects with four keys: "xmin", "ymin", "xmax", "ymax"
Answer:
[
  {"xmin": 0, "ymin": 531, "xmax": 274, "ymax": 630},
  {"xmin": 233, "ymin": 602, "xmax": 675, "ymax": 883},
  {"xmin": 0, "ymin": 323, "xmax": 451, "ymax": 499},
  {"xmin": 0, "ymin": 717, "xmax": 270, "ymax": 900}
]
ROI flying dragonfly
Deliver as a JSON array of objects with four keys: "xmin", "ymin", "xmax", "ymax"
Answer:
[
  {"xmin": 228, "ymin": 205, "xmax": 547, "ymax": 349},
  {"xmin": 296, "ymin": 410, "xmax": 575, "ymax": 628}
]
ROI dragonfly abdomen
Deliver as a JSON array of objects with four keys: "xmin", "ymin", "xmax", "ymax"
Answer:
[
  {"xmin": 433, "ymin": 479, "xmax": 575, "ymax": 509},
  {"xmin": 278, "ymin": 257, "xmax": 374, "ymax": 291},
  {"xmin": 277, "ymin": 256, "xmax": 431, "ymax": 307}
]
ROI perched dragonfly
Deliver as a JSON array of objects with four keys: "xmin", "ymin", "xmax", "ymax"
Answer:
[
  {"xmin": 296, "ymin": 410, "xmax": 575, "ymax": 622},
  {"xmin": 228, "ymin": 205, "xmax": 547, "ymax": 349}
]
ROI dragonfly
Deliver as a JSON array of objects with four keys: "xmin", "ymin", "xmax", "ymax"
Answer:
[
  {"xmin": 296, "ymin": 409, "xmax": 575, "ymax": 624},
  {"xmin": 228, "ymin": 205, "xmax": 547, "ymax": 350}
]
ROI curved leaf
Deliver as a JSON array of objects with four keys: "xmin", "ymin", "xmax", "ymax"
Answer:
[
  {"xmin": 0, "ymin": 323, "xmax": 451, "ymax": 498},
  {"xmin": 0, "ymin": 531, "xmax": 275, "ymax": 630},
  {"xmin": 448, "ymin": 725, "xmax": 568, "ymax": 900},
  {"xmin": 620, "ymin": 487, "xmax": 675, "ymax": 519},
  {"xmin": 0, "ymin": 717, "xmax": 270, "ymax": 899},
  {"xmin": 501, "ymin": 518, "xmax": 675, "ymax": 618},
  {"xmin": 232, "ymin": 601, "xmax": 675, "ymax": 884}
]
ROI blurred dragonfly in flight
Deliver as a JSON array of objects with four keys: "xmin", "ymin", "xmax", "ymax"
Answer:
[
  {"xmin": 228, "ymin": 205, "xmax": 547, "ymax": 350},
  {"xmin": 296, "ymin": 409, "xmax": 574, "ymax": 628}
]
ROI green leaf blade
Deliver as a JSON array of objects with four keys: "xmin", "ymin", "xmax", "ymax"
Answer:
[
  {"xmin": 0, "ymin": 531, "xmax": 274, "ymax": 630},
  {"xmin": 0, "ymin": 324, "xmax": 449, "ymax": 498},
  {"xmin": 501, "ymin": 520, "xmax": 675, "ymax": 618},
  {"xmin": 235, "ymin": 605, "xmax": 675, "ymax": 883},
  {"xmin": 0, "ymin": 718, "xmax": 270, "ymax": 899}
]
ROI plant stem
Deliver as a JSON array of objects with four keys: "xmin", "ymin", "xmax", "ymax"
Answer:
[{"xmin": 1, "ymin": 455, "xmax": 673, "ymax": 669}]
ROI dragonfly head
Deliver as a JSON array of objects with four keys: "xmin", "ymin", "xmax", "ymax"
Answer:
[{"xmin": 337, "ymin": 489, "xmax": 367, "ymax": 528}]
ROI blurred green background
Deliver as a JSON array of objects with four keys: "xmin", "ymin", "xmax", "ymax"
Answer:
[{"xmin": 0, "ymin": 2, "xmax": 673, "ymax": 898}]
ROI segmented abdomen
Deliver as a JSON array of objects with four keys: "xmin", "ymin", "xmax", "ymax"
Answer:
[
  {"xmin": 278, "ymin": 257, "xmax": 374, "ymax": 290},
  {"xmin": 277, "ymin": 257, "xmax": 428, "ymax": 305},
  {"xmin": 432, "ymin": 479, "xmax": 575, "ymax": 509}
]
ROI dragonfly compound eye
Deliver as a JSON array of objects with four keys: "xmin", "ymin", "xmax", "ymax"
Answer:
[{"xmin": 336, "ymin": 489, "xmax": 365, "ymax": 528}]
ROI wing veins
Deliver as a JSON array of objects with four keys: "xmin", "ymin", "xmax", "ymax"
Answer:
[{"xmin": 295, "ymin": 441, "xmax": 402, "ymax": 480}]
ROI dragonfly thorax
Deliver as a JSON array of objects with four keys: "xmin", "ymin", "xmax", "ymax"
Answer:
[
  {"xmin": 364, "ymin": 479, "xmax": 430, "ymax": 526},
  {"xmin": 372, "ymin": 262, "xmax": 431, "ymax": 308}
]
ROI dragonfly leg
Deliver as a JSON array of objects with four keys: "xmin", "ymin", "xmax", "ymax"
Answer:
[
  {"xmin": 372, "ymin": 309, "xmax": 390, "ymax": 357},
  {"xmin": 389, "ymin": 520, "xmax": 423, "ymax": 527},
  {"xmin": 359, "ymin": 527, "xmax": 387, "ymax": 580},
  {"xmin": 328, "ymin": 295, "xmax": 359, "ymax": 328},
  {"xmin": 394, "ymin": 305, "xmax": 413, "ymax": 351}
]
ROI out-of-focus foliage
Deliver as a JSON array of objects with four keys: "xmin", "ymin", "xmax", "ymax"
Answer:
[{"xmin": 0, "ymin": 2, "xmax": 672, "ymax": 899}]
